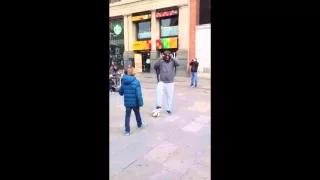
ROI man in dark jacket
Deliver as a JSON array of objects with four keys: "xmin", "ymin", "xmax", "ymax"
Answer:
[
  {"xmin": 153, "ymin": 50, "xmax": 180, "ymax": 115},
  {"xmin": 189, "ymin": 58, "xmax": 199, "ymax": 87},
  {"xmin": 119, "ymin": 67, "xmax": 145, "ymax": 136}
]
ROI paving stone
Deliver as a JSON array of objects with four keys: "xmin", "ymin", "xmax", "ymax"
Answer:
[
  {"xmin": 163, "ymin": 115, "xmax": 181, "ymax": 122},
  {"xmin": 122, "ymin": 158, "xmax": 164, "ymax": 178},
  {"xmin": 180, "ymin": 164, "xmax": 211, "ymax": 180},
  {"xmin": 162, "ymin": 147, "xmax": 196, "ymax": 174},
  {"xmin": 109, "ymin": 80, "xmax": 210, "ymax": 178},
  {"xmin": 111, "ymin": 170, "xmax": 139, "ymax": 180},
  {"xmin": 195, "ymin": 115, "xmax": 211, "ymax": 124},
  {"xmin": 144, "ymin": 141, "xmax": 180, "ymax": 164},
  {"xmin": 181, "ymin": 122, "xmax": 204, "ymax": 132}
]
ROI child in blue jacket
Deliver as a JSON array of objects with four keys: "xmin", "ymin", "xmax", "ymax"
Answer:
[{"xmin": 119, "ymin": 67, "xmax": 145, "ymax": 136}]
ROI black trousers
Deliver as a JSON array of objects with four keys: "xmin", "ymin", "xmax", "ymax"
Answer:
[{"xmin": 125, "ymin": 107, "xmax": 142, "ymax": 133}]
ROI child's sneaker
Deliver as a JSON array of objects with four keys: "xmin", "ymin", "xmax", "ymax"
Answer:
[
  {"xmin": 138, "ymin": 121, "xmax": 146, "ymax": 129},
  {"xmin": 124, "ymin": 132, "xmax": 130, "ymax": 136}
]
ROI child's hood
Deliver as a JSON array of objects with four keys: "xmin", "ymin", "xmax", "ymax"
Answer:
[{"xmin": 122, "ymin": 74, "xmax": 137, "ymax": 85}]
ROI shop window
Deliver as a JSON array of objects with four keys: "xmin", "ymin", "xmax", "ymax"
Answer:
[
  {"xmin": 160, "ymin": 16, "xmax": 179, "ymax": 38},
  {"xmin": 199, "ymin": 0, "xmax": 211, "ymax": 25},
  {"xmin": 109, "ymin": 19, "xmax": 124, "ymax": 67},
  {"xmin": 136, "ymin": 21, "xmax": 151, "ymax": 40}
]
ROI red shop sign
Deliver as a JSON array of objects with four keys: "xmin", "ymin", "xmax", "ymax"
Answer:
[{"xmin": 156, "ymin": 10, "xmax": 178, "ymax": 18}]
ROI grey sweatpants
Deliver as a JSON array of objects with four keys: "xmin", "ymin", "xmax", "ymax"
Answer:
[{"xmin": 156, "ymin": 82, "xmax": 174, "ymax": 111}]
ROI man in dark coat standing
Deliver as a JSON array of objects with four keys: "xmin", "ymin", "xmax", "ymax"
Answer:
[{"xmin": 189, "ymin": 58, "xmax": 199, "ymax": 87}]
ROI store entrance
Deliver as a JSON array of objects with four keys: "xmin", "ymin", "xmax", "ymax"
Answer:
[{"xmin": 136, "ymin": 51, "xmax": 151, "ymax": 73}]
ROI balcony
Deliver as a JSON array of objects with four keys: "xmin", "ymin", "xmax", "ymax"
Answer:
[{"xmin": 109, "ymin": 0, "xmax": 121, "ymax": 4}]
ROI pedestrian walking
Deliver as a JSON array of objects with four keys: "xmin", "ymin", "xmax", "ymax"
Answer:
[
  {"xmin": 153, "ymin": 50, "xmax": 180, "ymax": 115},
  {"xmin": 189, "ymin": 58, "xmax": 199, "ymax": 87},
  {"xmin": 118, "ymin": 67, "xmax": 145, "ymax": 136}
]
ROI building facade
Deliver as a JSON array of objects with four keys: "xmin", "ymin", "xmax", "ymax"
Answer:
[
  {"xmin": 189, "ymin": 0, "xmax": 211, "ymax": 78},
  {"xmin": 109, "ymin": 0, "xmax": 210, "ymax": 77}
]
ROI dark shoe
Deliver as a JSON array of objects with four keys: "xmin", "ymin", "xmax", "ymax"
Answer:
[
  {"xmin": 166, "ymin": 111, "xmax": 172, "ymax": 115},
  {"xmin": 153, "ymin": 106, "xmax": 161, "ymax": 112},
  {"xmin": 138, "ymin": 121, "xmax": 146, "ymax": 129},
  {"xmin": 190, "ymin": 84, "xmax": 193, "ymax": 87}
]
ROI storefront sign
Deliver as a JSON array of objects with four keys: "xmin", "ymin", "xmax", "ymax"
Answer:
[
  {"xmin": 113, "ymin": 24, "xmax": 122, "ymax": 35},
  {"xmin": 132, "ymin": 14, "xmax": 151, "ymax": 22},
  {"xmin": 156, "ymin": 10, "xmax": 178, "ymax": 18},
  {"xmin": 134, "ymin": 54, "xmax": 142, "ymax": 73},
  {"xmin": 156, "ymin": 38, "xmax": 178, "ymax": 49},
  {"xmin": 132, "ymin": 40, "xmax": 151, "ymax": 51}
]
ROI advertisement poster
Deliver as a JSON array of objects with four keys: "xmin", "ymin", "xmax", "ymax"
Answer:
[{"xmin": 134, "ymin": 54, "xmax": 142, "ymax": 73}]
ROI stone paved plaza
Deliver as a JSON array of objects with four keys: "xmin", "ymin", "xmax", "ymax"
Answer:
[{"xmin": 110, "ymin": 75, "xmax": 211, "ymax": 180}]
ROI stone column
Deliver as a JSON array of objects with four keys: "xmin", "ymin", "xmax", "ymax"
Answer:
[
  {"xmin": 123, "ymin": 15, "xmax": 129, "ymax": 52},
  {"xmin": 150, "ymin": 10, "xmax": 160, "ymax": 74},
  {"xmin": 176, "ymin": 5, "xmax": 190, "ymax": 77},
  {"xmin": 123, "ymin": 14, "xmax": 134, "ymax": 64}
]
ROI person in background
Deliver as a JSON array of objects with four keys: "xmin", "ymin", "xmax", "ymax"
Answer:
[
  {"xmin": 119, "ymin": 67, "xmax": 145, "ymax": 136},
  {"xmin": 146, "ymin": 56, "xmax": 151, "ymax": 72},
  {"xmin": 109, "ymin": 75, "xmax": 115, "ymax": 93},
  {"xmin": 113, "ymin": 65, "xmax": 118, "ymax": 85},
  {"xmin": 109, "ymin": 66, "xmax": 114, "ymax": 76},
  {"xmin": 153, "ymin": 50, "xmax": 180, "ymax": 115},
  {"xmin": 189, "ymin": 58, "xmax": 199, "ymax": 87}
]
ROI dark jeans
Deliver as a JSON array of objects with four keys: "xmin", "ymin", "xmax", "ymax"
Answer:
[{"xmin": 125, "ymin": 107, "xmax": 142, "ymax": 133}]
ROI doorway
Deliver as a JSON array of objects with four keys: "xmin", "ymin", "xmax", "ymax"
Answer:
[{"xmin": 135, "ymin": 51, "xmax": 151, "ymax": 73}]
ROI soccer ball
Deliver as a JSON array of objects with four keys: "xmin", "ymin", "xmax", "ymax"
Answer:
[{"xmin": 152, "ymin": 110, "xmax": 160, "ymax": 117}]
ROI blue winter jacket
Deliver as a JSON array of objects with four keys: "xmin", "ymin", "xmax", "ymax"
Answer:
[{"xmin": 119, "ymin": 75, "xmax": 143, "ymax": 107}]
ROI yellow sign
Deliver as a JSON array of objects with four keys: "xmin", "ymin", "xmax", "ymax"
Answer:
[
  {"xmin": 134, "ymin": 54, "xmax": 142, "ymax": 73},
  {"xmin": 131, "ymin": 14, "xmax": 151, "ymax": 22},
  {"xmin": 132, "ymin": 40, "xmax": 151, "ymax": 51}
]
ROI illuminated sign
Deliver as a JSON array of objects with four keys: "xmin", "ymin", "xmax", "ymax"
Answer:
[
  {"xmin": 132, "ymin": 40, "xmax": 152, "ymax": 51},
  {"xmin": 156, "ymin": 38, "xmax": 178, "ymax": 49},
  {"xmin": 156, "ymin": 10, "xmax": 178, "ymax": 18},
  {"xmin": 132, "ymin": 14, "xmax": 151, "ymax": 22},
  {"xmin": 113, "ymin": 24, "xmax": 122, "ymax": 35}
]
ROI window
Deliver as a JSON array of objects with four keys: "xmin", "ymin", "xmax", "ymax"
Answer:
[
  {"xmin": 109, "ymin": 19, "xmax": 124, "ymax": 67},
  {"xmin": 136, "ymin": 21, "xmax": 151, "ymax": 40},
  {"xmin": 199, "ymin": 0, "xmax": 211, "ymax": 24},
  {"xmin": 109, "ymin": 0, "xmax": 120, "ymax": 4},
  {"xmin": 160, "ymin": 16, "xmax": 179, "ymax": 38}
]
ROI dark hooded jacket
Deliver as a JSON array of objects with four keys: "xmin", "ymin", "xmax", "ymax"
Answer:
[{"xmin": 119, "ymin": 74, "xmax": 143, "ymax": 107}]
